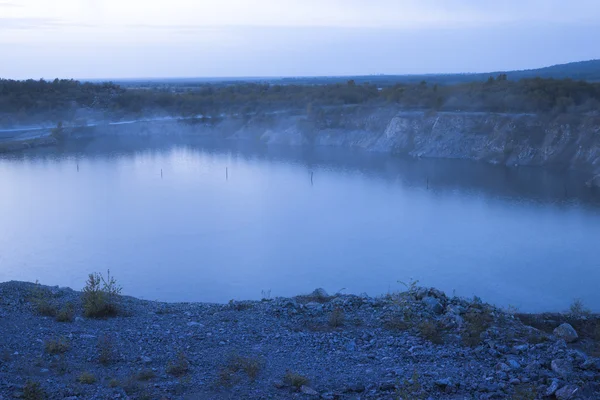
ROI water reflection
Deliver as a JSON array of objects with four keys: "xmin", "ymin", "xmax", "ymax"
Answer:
[{"xmin": 1, "ymin": 136, "xmax": 599, "ymax": 312}]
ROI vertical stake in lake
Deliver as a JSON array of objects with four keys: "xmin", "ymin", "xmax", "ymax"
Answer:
[
  {"xmin": 77, "ymin": 163, "xmax": 79, "ymax": 172},
  {"xmin": 311, "ymin": 171, "xmax": 314, "ymax": 186},
  {"xmin": 161, "ymin": 169, "xmax": 163, "ymax": 179}
]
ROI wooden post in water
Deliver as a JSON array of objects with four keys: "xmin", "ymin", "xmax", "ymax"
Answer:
[
  {"xmin": 161, "ymin": 169, "xmax": 163, "ymax": 179},
  {"xmin": 77, "ymin": 163, "xmax": 79, "ymax": 172},
  {"xmin": 310, "ymin": 171, "xmax": 314, "ymax": 186}
]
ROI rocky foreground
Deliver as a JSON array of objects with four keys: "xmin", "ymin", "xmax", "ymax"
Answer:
[{"xmin": 1, "ymin": 281, "xmax": 599, "ymax": 400}]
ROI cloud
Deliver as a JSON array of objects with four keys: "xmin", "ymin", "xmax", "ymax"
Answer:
[
  {"xmin": 0, "ymin": 17, "xmax": 94, "ymax": 30},
  {"xmin": 0, "ymin": 1, "xmax": 23, "ymax": 7}
]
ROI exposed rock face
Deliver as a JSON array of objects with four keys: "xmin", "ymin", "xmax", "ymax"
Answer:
[
  {"xmin": 554, "ymin": 323, "xmax": 579, "ymax": 343},
  {"xmin": 62, "ymin": 108, "xmax": 600, "ymax": 178}
]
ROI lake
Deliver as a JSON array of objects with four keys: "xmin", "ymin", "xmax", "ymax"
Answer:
[{"xmin": 1, "ymin": 136, "xmax": 599, "ymax": 312}]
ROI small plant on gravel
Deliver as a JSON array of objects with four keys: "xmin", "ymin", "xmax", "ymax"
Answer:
[
  {"xmin": 216, "ymin": 367, "xmax": 236, "ymax": 388},
  {"xmin": 55, "ymin": 302, "xmax": 75, "ymax": 322},
  {"xmin": 395, "ymin": 370, "xmax": 425, "ymax": 400},
  {"xmin": 227, "ymin": 355, "xmax": 263, "ymax": 381},
  {"xmin": 512, "ymin": 383, "xmax": 538, "ymax": 400},
  {"xmin": 260, "ymin": 289, "xmax": 272, "ymax": 301},
  {"xmin": 398, "ymin": 278, "xmax": 420, "ymax": 294},
  {"xmin": 328, "ymin": 307, "xmax": 345, "ymax": 328},
  {"xmin": 97, "ymin": 334, "xmax": 114, "ymax": 365},
  {"xmin": 44, "ymin": 337, "xmax": 69, "ymax": 355},
  {"xmin": 77, "ymin": 371, "xmax": 97, "ymax": 384},
  {"xmin": 417, "ymin": 321, "xmax": 444, "ymax": 344},
  {"xmin": 569, "ymin": 299, "xmax": 591, "ymax": 317},
  {"xmin": 283, "ymin": 371, "xmax": 309, "ymax": 389},
  {"xmin": 29, "ymin": 282, "xmax": 57, "ymax": 317},
  {"xmin": 50, "ymin": 354, "xmax": 69, "ymax": 375},
  {"xmin": 82, "ymin": 270, "xmax": 122, "ymax": 318},
  {"xmin": 296, "ymin": 288, "xmax": 330, "ymax": 304},
  {"xmin": 136, "ymin": 369, "xmax": 156, "ymax": 381},
  {"xmin": 122, "ymin": 375, "xmax": 142, "ymax": 395},
  {"xmin": 23, "ymin": 380, "xmax": 46, "ymax": 400},
  {"xmin": 461, "ymin": 309, "xmax": 493, "ymax": 347},
  {"xmin": 384, "ymin": 316, "xmax": 410, "ymax": 331},
  {"xmin": 228, "ymin": 299, "xmax": 253, "ymax": 311},
  {"xmin": 167, "ymin": 352, "xmax": 190, "ymax": 377}
]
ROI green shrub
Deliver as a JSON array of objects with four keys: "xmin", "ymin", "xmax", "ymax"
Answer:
[{"xmin": 82, "ymin": 270, "xmax": 122, "ymax": 318}]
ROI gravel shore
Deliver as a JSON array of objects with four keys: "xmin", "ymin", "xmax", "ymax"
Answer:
[{"xmin": 1, "ymin": 281, "xmax": 599, "ymax": 399}]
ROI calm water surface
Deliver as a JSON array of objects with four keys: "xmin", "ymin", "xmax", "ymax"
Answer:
[{"xmin": 1, "ymin": 137, "xmax": 599, "ymax": 312}]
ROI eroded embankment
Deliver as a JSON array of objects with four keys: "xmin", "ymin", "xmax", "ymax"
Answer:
[{"xmin": 4, "ymin": 108, "xmax": 600, "ymax": 185}]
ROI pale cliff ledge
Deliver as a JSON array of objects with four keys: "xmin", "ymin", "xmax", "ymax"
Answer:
[{"xmin": 5, "ymin": 107, "xmax": 600, "ymax": 185}]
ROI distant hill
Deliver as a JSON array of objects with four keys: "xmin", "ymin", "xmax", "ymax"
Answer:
[
  {"xmin": 488, "ymin": 59, "xmax": 600, "ymax": 82},
  {"xmin": 111, "ymin": 59, "xmax": 600, "ymax": 87},
  {"xmin": 274, "ymin": 60, "xmax": 600, "ymax": 86}
]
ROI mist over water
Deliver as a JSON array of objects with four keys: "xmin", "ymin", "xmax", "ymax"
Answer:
[{"xmin": 1, "ymin": 137, "xmax": 599, "ymax": 312}]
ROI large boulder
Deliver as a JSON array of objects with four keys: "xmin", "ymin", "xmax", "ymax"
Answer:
[
  {"xmin": 422, "ymin": 296, "xmax": 444, "ymax": 314},
  {"xmin": 553, "ymin": 323, "xmax": 578, "ymax": 343}
]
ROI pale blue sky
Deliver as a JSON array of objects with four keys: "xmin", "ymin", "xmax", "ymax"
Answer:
[{"xmin": 1, "ymin": 0, "xmax": 599, "ymax": 79}]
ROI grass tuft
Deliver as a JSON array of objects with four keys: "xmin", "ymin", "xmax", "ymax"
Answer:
[
  {"xmin": 461, "ymin": 309, "xmax": 493, "ymax": 347},
  {"xmin": 328, "ymin": 308, "xmax": 345, "ymax": 328},
  {"xmin": 23, "ymin": 381, "xmax": 46, "ymax": 400},
  {"xmin": 77, "ymin": 372, "xmax": 97, "ymax": 384},
  {"xmin": 55, "ymin": 303, "xmax": 75, "ymax": 322},
  {"xmin": 418, "ymin": 321, "xmax": 444, "ymax": 344},
  {"xmin": 97, "ymin": 335, "xmax": 114, "ymax": 365},
  {"xmin": 44, "ymin": 337, "xmax": 69, "ymax": 355},
  {"xmin": 29, "ymin": 282, "xmax": 57, "ymax": 317},
  {"xmin": 283, "ymin": 371, "xmax": 310, "ymax": 389},
  {"xmin": 136, "ymin": 369, "xmax": 156, "ymax": 381},
  {"xmin": 167, "ymin": 352, "xmax": 190, "ymax": 377}
]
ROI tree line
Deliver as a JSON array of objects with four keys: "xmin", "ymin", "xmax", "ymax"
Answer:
[{"xmin": 1, "ymin": 76, "xmax": 599, "ymax": 126}]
